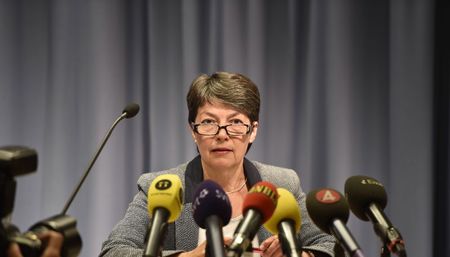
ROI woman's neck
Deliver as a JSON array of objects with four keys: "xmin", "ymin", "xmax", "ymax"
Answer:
[{"xmin": 201, "ymin": 162, "xmax": 246, "ymax": 192}]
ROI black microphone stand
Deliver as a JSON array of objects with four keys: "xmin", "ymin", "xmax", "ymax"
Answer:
[
  {"xmin": 204, "ymin": 215, "xmax": 226, "ymax": 257},
  {"xmin": 143, "ymin": 208, "xmax": 169, "ymax": 257}
]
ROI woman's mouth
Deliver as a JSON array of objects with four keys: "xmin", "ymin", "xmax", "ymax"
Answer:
[{"xmin": 212, "ymin": 148, "xmax": 232, "ymax": 153}]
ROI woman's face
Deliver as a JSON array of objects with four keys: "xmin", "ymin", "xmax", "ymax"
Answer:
[{"xmin": 191, "ymin": 100, "xmax": 258, "ymax": 171}]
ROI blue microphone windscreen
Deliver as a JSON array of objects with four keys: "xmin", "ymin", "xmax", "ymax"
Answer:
[{"xmin": 192, "ymin": 180, "xmax": 232, "ymax": 229}]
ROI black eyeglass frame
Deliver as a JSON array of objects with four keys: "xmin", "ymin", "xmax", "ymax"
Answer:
[{"xmin": 190, "ymin": 123, "xmax": 253, "ymax": 136}]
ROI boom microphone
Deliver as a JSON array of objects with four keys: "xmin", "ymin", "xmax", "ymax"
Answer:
[
  {"xmin": 61, "ymin": 102, "xmax": 140, "ymax": 214},
  {"xmin": 10, "ymin": 102, "xmax": 140, "ymax": 256},
  {"xmin": 227, "ymin": 181, "xmax": 278, "ymax": 257},
  {"xmin": 345, "ymin": 175, "xmax": 407, "ymax": 257},
  {"xmin": 263, "ymin": 188, "xmax": 302, "ymax": 257},
  {"xmin": 143, "ymin": 174, "xmax": 183, "ymax": 257},
  {"xmin": 122, "ymin": 103, "xmax": 140, "ymax": 118},
  {"xmin": 306, "ymin": 188, "xmax": 365, "ymax": 257},
  {"xmin": 192, "ymin": 180, "xmax": 231, "ymax": 257}
]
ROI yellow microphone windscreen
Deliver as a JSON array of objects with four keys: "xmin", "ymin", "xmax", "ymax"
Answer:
[
  {"xmin": 263, "ymin": 188, "xmax": 301, "ymax": 234},
  {"xmin": 147, "ymin": 174, "xmax": 183, "ymax": 222}
]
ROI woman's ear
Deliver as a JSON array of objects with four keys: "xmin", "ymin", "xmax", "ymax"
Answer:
[
  {"xmin": 187, "ymin": 123, "xmax": 197, "ymax": 143},
  {"xmin": 249, "ymin": 121, "xmax": 258, "ymax": 143}
]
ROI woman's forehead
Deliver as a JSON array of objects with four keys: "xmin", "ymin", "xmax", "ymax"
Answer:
[{"xmin": 197, "ymin": 101, "xmax": 248, "ymax": 118}]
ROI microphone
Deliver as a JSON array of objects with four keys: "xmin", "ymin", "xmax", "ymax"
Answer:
[
  {"xmin": 192, "ymin": 180, "xmax": 232, "ymax": 257},
  {"xmin": 61, "ymin": 102, "xmax": 140, "ymax": 214},
  {"xmin": 345, "ymin": 175, "xmax": 407, "ymax": 257},
  {"xmin": 263, "ymin": 188, "xmax": 302, "ymax": 257},
  {"xmin": 19, "ymin": 102, "xmax": 139, "ymax": 256},
  {"xmin": 122, "ymin": 103, "xmax": 140, "ymax": 118},
  {"xmin": 306, "ymin": 188, "xmax": 365, "ymax": 257},
  {"xmin": 143, "ymin": 174, "xmax": 183, "ymax": 257},
  {"xmin": 227, "ymin": 181, "xmax": 279, "ymax": 257}
]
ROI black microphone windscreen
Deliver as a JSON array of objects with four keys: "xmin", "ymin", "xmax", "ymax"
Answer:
[
  {"xmin": 122, "ymin": 103, "xmax": 140, "ymax": 118},
  {"xmin": 192, "ymin": 180, "xmax": 232, "ymax": 229},
  {"xmin": 344, "ymin": 175, "xmax": 387, "ymax": 221},
  {"xmin": 306, "ymin": 188, "xmax": 349, "ymax": 234}
]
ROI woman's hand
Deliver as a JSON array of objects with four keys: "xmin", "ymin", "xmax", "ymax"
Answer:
[
  {"xmin": 260, "ymin": 235, "xmax": 316, "ymax": 257},
  {"xmin": 259, "ymin": 235, "xmax": 283, "ymax": 257}
]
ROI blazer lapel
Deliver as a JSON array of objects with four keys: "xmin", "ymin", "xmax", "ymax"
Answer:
[
  {"xmin": 174, "ymin": 156, "xmax": 203, "ymax": 250},
  {"xmin": 175, "ymin": 203, "xmax": 198, "ymax": 250}
]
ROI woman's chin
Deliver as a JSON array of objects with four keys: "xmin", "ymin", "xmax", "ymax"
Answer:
[{"xmin": 205, "ymin": 157, "xmax": 237, "ymax": 170}]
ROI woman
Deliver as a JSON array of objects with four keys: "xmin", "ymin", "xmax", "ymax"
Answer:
[{"xmin": 99, "ymin": 72, "xmax": 336, "ymax": 257}]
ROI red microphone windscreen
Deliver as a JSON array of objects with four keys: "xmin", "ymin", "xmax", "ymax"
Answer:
[{"xmin": 242, "ymin": 181, "xmax": 278, "ymax": 222}]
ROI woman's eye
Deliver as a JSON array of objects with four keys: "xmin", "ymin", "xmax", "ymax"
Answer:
[
  {"xmin": 230, "ymin": 119, "xmax": 244, "ymax": 124},
  {"xmin": 200, "ymin": 119, "xmax": 216, "ymax": 124}
]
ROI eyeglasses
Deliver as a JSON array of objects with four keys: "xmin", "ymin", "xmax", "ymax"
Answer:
[{"xmin": 191, "ymin": 123, "xmax": 252, "ymax": 136}]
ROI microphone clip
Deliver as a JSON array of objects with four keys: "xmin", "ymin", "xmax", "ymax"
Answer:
[{"xmin": 375, "ymin": 224, "xmax": 406, "ymax": 257}]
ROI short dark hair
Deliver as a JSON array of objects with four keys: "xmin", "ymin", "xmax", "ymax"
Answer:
[{"xmin": 187, "ymin": 71, "xmax": 260, "ymax": 123}]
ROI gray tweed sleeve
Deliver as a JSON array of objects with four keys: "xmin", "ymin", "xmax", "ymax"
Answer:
[
  {"xmin": 99, "ymin": 186, "xmax": 149, "ymax": 257},
  {"xmin": 99, "ymin": 172, "xmax": 183, "ymax": 257}
]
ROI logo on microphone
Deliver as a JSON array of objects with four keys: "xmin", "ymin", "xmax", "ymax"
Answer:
[
  {"xmin": 361, "ymin": 178, "xmax": 383, "ymax": 187},
  {"xmin": 249, "ymin": 184, "xmax": 277, "ymax": 203},
  {"xmin": 192, "ymin": 188, "xmax": 209, "ymax": 211},
  {"xmin": 315, "ymin": 189, "xmax": 341, "ymax": 204},
  {"xmin": 215, "ymin": 189, "xmax": 228, "ymax": 202},
  {"xmin": 155, "ymin": 179, "xmax": 172, "ymax": 190}
]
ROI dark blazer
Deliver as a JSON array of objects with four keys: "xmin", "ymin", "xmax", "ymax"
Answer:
[{"xmin": 99, "ymin": 156, "xmax": 336, "ymax": 257}]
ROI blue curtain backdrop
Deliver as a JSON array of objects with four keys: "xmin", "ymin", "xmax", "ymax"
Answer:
[{"xmin": 0, "ymin": 1, "xmax": 445, "ymax": 257}]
